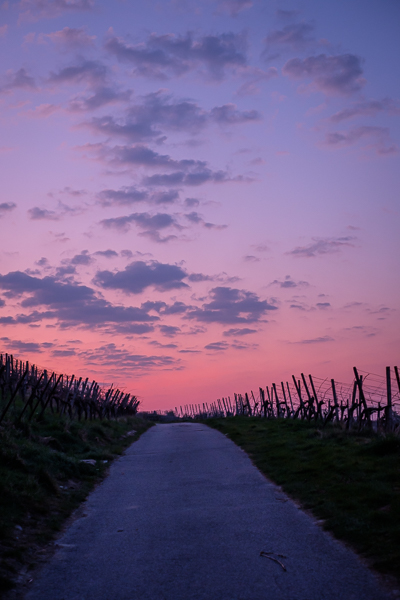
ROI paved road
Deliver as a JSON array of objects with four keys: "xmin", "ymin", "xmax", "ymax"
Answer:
[{"xmin": 26, "ymin": 423, "xmax": 391, "ymax": 600}]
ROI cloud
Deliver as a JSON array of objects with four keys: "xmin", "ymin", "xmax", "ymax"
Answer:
[
  {"xmin": 46, "ymin": 59, "xmax": 130, "ymax": 113},
  {"xmin": 23, "ymin": 103, "xmax": 60, "ymax": 118},
  {"xmin": 35, "ymin": 256, "xmax": 50, "ymax": 268},
  {"xmin": 66, "ymin": 250, "xmax": 93, "ymax": 266},
  {"xmin": 289, "ymin": 303, "xmax": 308, "ymax": 311},
  {"xmin": 325, "ymin": 126, "xmax": 398, "ymax": 155},
  {"xmin": 0, "ymin": 25, "xmax": 7, "ymax": 38},
  {"xmin": 251, "ymin": 243, "xmax": 270, "ymax": 252},
  {"xmin": 205, "ymin": 340, "xmax": 229, "ymax": 351},
  {"xmin": 294, "ymin": 336, "xmax": 334, "ymax": 344},
  {"xmin": 19, "ymin": 0, "xmax": 95, "ymax": 21},
  {"xmin": 81, "ymin": 142, "xmax": 239, "ymax": 187},
  {"xmin": 114, "ymin": 91, "xmax": 207, "ymax": 135},
  {"xmin": 97, "ymin": 187, "xmax": 179, "ymax": 207},
  {"xmin": 215, "ymin": 0, "xmax": 253, "ymax": 17},
  {"xmin": 3, "ymin": 68, "xmax": 36, "ymax": 91},
  {"xmin": 105, "ymin": 31, "xmax": 247, "ymax": 80},
  {"xmin": 210, "ymin": 103, "xmax": 261, "ymax": 124},
  {"xmin": 78, "ymin": 343, "xmax": 179, "ymax": 371},
  {"xmin": 86, "ymin": 93, "xmax": 259, "ymax": 141},
  {"xmin": 100, "ymin": 211, "xmax": 181, "ymax": 242},
  {"xmin": 187, "ymin": 273, "xmax": 214, "ymax": 282},
  {"xmin": 58, "ymin": 186, "xmax": 87, "ymax": 197},
  {"xmin": 187, "ymin": 272, "xmax": 238, "ymax": 283},
  {"xmin": 94, "ymin": 260, "xmax": 188, "ymax": 294},
  {"xmin": 97, "ymin": 187, "xmax": 148, "ymax": 206},
  {"xmin": 235, "ymin": 66, "xmax": 278, "ymax": 96},
  {"xmin": 316, "ymin": 302, "xmax": 331, "ymax": 309},
  {"xmin": 103, "ymin": 322, "xmax": 154, "ymax": 335},
  {"xmin": 27, "ymin": 200, "xmax": 84, "ymax": 221},
  {"xmin": 159, "ymin": 325, "xmax": 181, "ymax": 337},
  {"xmin": 143, "ymin": 168, "xmax": 230, "ymax": 187},
  {"xmin": 329, "ymin": 98, "xmax": 400, "ymax": 123},
  {"xmin": 283, "ymin": 53, "xmax": 365, "ymax": 95},
  {"xmin": 0, "ymin": 202, "xmax": 16, "ymax": 216},
  {"xmin": 187, "ymin": 286, "xmax": 277, "ymax": 324},
  {"xmin": 52, "ymin": 349, "xmax": 76, "ymax": 357},
  {"xmin": 184, "ymin": 211, "xmax": 226, "ymax": 229},
  {"xmin": 107, "ymin": 144, "xmax": 207, "ymax": 170},
  {"xmin": 223, "ymin": 327, "xmax": 257, "ymax": 336},
  {"xmin": 48, "ymin": 59, "xmax": 107, "ymax": 86},
  {"xmin": 28, "ymin": 206, "xmax": 60, "ymax": 220},
  {"xmin": 94, "ymin": 249, "xmax": 118, "ymax": 258},
  {"xmin": 163, "ymin": 301, "xmax": 191, "ymax": 315},
  {"xmin": 243, "ymin": 255, "xmax": 259, "ymax": 262},
  {"xmin": 230, "ymin": 339, "xmax": 258, "ymax": 350},
  {"xmin": 149, "ymin": 340, "xmax": 178, "ymax": 349},
  {"xmin": 43, "ymin": 26, "xmax": 96, "ymax": 48},
  {"xmin": 0, "ymin": 336, "xmax": 44, "ymax": 353},
  {"xmin": 69, "ymin": 86, "xmax": 132, "ymax": 111},
  {"xmin": 288, "ymin": 236, "xmax": 356, "ymax": 258},
  {"xmin": 270, "ymin": 275, "xmax": 309, "ymax": 288},
  {"xmin": 0, "ymin": 270, "xmax": 158, "ymax": 330},
  {"xmin": 276, "ymin": 9, "xmax": 300, "ymax": 20},
  {"xmin": 184, "ymin": 197, "xmax": 200, "ymax": 207},
  {"xmin": 264, "ymin": 22, "xmax": 315, "ymax": 52}
]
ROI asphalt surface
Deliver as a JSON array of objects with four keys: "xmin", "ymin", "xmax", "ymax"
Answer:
[{"xmin": 26, "ymin": 422, "xmax": 391, "ymax": 600}]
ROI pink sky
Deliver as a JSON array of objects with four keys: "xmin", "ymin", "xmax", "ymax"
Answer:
[{"xmin": 0, "ymin": 0, "xmax": 399, "ymax": 410}]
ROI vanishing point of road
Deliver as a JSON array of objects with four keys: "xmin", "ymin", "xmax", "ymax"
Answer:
[{"xmin": 26, "ymin": 423, "xmax": 392, "ymax": 600}]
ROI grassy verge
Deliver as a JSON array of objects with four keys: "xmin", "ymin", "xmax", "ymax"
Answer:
[
  {"xmin": 0, "ymin": 414, "xmax": 153, "ymax": 594},
  {"xmin": 207, "ymin": 417, "xmax": 400, "ymax": 586}
]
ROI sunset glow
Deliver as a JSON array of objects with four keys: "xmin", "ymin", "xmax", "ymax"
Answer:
[{"xmin": 0, "ymin": 0, "xmax": 399, "ymax": 410}]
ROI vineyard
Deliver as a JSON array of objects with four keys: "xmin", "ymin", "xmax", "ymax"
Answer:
[
  {"xmin": 175, "ymin": 366, "xmax": 400, "ymax": 432},
  {"xmin": 0, "ymin": 353, "xmax": 139, "ymax": 426}
]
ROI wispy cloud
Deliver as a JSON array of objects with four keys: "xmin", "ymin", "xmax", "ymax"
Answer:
[
  {"xmin": 187, "ymin": 286, "xmax": 277, "ymax": 324},
  {"xmin": 100, "ymin": 211, "xmax": 181, "ymax": 242},
  {"xmin": 288, "ymin": 236, "xmax": 356, "ymax": 258},
  {"xmin": 329, "ymin": 98, "xmax": 400, "ymax": 123},
  {"xmin": 223, "ymin": 327, "xmax": 257, "ymax": 336},
  {"xmin": 184, "ymin": 211, "xmax": 226, "ymax": 230},
  {"xmin": 19, "ymin": 0, "xmax": 95, "ymax": 22},
  {"xmin": 42, "ymin": 26, "xmax": 96, "ymax": 48},
  {"xmin": 104, "ymin": 30, "xmax": 248, "ymax": 80},
  {"xmin": 85, "ymin": 92, "xmax": 260, "ymax": 140},
  {"xmin": 94, "ymin": 260, "xmax": 188, "ymax": 294},
  {"xmin": 294, "ymin": 335, "xmax": 334, "ymax": 344},
  {"xmin": 0, "ymin": 202, "xmax": 16, "ymax": 216},
  {"xmin": 205, "ymin": 340, "xmax": 229, "ymax": 351},
  {"xmin": 264, "ymin": 22, "xmax": 316, "ymax": 53},
  {"xmin": 269, "ymin": 275, "xmax": 309, "ymax": 288},
  {"xmin": 78, "ymin": 343, "xmax": 180, "ymax": 372},
  {"xmin": 28, "ymin": 207, "xmax": 60, "ymax": 221},
  {"xmin": 97, "ymin": 187, "xmax": 179, "ymax": 207},
  {"xmin": 0, "ymin": 336, "xmax": 47, "ymax": 353},
  {"xmin": 48, "ymin": 59, "xmax": 107, "ymax": 86},
  {"xmin": 2, "ymin": 68, "xmax": 36, "ymax": 92},
  {"xmin": 325, "ymin": 126, "xmax": 398, "ymax": 155},
  {"xmin": 215, "ymin": 0, "xmax": 253, "ymax": 17},
  {"xmin": 283, "ymin": 53, "xmax": 365, "ymax": 95},
  {"xmin": 0, "ymin": 270, "xmax": 158, "ymax": 331}
]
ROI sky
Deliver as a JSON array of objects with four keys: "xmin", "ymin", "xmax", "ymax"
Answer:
[{"xmin": 0, "ymin": 0, "xmax": 399, "ymax": 411}]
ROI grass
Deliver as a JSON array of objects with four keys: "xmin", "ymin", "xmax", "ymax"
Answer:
[
  {"xmin": 207, "ymin": 417, "xmax": 400, "ymax": 587},
  {"xmin": 0, "ymin": 413, "xmax": 153, "ymax": 594}
]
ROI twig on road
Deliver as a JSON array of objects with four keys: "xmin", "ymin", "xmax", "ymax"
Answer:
[{"xmin": 260, "ymin": 551, "xmax": 287, "ymax": 571}]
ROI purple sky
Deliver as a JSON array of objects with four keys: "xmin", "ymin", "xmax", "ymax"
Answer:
[{"xmin": 0, "ymin": 0, "xmax": 399, "ymax": 409}]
